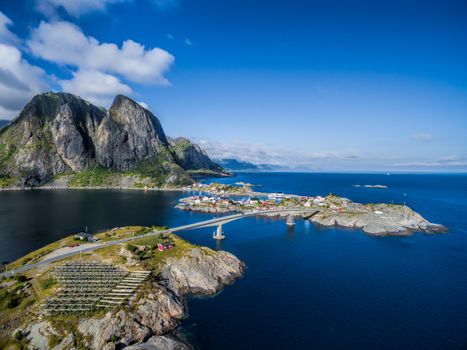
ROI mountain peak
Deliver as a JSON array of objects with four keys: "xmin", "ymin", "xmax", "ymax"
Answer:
[
  {"xmin": 111, "ymin": 94, "xmax": 138, "ymax": 109},
  {"xmin": 0, "ymin": 92, "xmax": 224, "ymax": 188}
]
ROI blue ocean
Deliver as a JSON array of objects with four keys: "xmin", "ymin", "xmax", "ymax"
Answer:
[{"xmin": 1, "ymin": 172, "xmax": 466, "ymax": 349}]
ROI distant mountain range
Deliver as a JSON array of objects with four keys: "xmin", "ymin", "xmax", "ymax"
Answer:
[
  {"xmin": 0, "ymin": 92, "xmax": 227, "ymax": 188},
  {"xmin": 216, "ymin": 158, "xmax": 284, "ymax": 172}
]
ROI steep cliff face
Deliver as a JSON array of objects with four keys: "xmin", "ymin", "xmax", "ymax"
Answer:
[
  {"xmin": 0, "ymin": 92, "xmax": 105, "ymax": 186},
  {"xmin": 97, "ymin": 95, "xmax": 174, "ymax": 170},
  {"xmin": 169, "ymin": 137, "xmax": 226, "ymax": 174},
  {"xmin": 0, "ymin": 93, "xmax": 216, "ymax": 187}
]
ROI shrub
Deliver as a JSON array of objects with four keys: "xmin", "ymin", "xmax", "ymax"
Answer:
[
  {"xmin": 5, "ymin": 294, "xmax": 19, "ymax": 309},
  {"xmin": 15, "ymin": 275, "xmax": 27, "ymax": 283},
  {"xmin": 40, "ymin": 277, "xmax": 56, "ymax": 290},
  {"xmin": 15, "ymin": 330, "xmax": 24, "ymax": 341},
  {"xmin": 127, "ymin": 245, "xmax": 137, "ymax": 253}
]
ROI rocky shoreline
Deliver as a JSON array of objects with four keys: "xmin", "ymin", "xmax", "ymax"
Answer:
[
  {"xmin": 175, "ymin": 192, "xmax": 447, "ymax": 236},
  {"xmin": 1, "ymin": 233, "xmax": 245, "ymax": 350}
]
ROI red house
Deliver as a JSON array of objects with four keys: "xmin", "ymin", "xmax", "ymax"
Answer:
[{"xmin": 158, "ymin": 242, "xmax": 173, "ymax": 251}]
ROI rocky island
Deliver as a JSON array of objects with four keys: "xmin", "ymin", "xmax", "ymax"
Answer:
[
  {"xmin": 176, "ymin": 185, "xmax": 447, "ymax": 236},
  {"xmin": 0, "ymin": 227, "xmax": 244, "ymax": 349},
  {"xmin": 0, "ymin": 92, "xmax": 228, "ymax": 190}
]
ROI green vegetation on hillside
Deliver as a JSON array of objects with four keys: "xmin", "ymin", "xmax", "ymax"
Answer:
[
  {"xmin": 68, "ymin": 166, "xmax": 114, "ymax": 187},
  {"xmin": 0, "ymin": 225, "xmax": 212, "ymax": 348},
  {"xmin": 0, "ymin": 175, "xmax": 16, "ymax": 188}
]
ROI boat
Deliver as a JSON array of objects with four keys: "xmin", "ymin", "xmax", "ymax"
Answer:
[{"xmin": 268, "ymin": 192, "xmax": 285, "ymax": 199}]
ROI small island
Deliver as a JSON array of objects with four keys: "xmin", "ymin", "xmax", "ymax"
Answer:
[
  {"xmin": 176, "ymin": 183, "xmax": 446, "ymax": 236},
  {"xmin": 0, "ymin": 227, "xmax": 244, "ymax": 350}
]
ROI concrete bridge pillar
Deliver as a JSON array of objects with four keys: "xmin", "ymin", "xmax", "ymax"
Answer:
[
  {"xmin": 213, "ymin": 224, "xmax": 225, "ymax": 240},
  {"xmin": 286, "ymin": 215, "xmax": 295, "ymax": 226}
]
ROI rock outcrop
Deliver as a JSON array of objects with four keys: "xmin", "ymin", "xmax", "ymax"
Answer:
[
  {"xmin": 124, "ymin": 335, "xmax": 192, "ymax": 350},
  {"xmin": 0, "ymin": 93, "xmax": 105, "ymax": 186},
  {"xmin": 97, "ymin": 96, "xmax": 172, "ymax": 170},
  {"xmin": 160, "ymin": 248, "xmax": 245, "ymax": 295},
  {"xmin": 168, "ymin": 137, "xmax": 227, "ymax": 175},
  {"xmin": 0, "ymin": 92, "xmax": 224, "ymax": 188},
  {"xmin": 23, "ymin": 247, "xmax": 244, "ymax": 350},
  {"xmin": 310, "ymin": 203, "xmax": 447, "ymax": 236}
]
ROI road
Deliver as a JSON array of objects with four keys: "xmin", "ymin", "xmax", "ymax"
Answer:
[{"xmin": 3, "ymin": 208, "xmax": 318, "ymax": 276}]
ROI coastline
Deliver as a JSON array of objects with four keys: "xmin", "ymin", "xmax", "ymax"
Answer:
[
  {"xmin": 0, "ymin": 185, "xmax": 187, "ymax": 192},
  {"xmin": 1, "ymin": 180, "xmax": 448, "ymax": 238},
  {"xmin": 0, "ymin": 228, "xmax": 245, "ymax": 350}
]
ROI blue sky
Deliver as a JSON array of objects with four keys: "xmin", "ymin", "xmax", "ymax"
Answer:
[{"xmin": 0, "ymin": 0, "xmax": 466, "ymax": 172}]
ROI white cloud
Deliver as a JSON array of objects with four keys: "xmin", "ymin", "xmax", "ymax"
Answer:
[
  {"xmin": 36, "ymin": 0, "xmax": 125, "ymax": 17},
  {"xmin": 413, "ymin": 133, "xmax": 433, "ymax": 143},
  {"xmin": 0, "ymin": 44, "xmax": 49, "ymax": 114},
  {"xmin": 137, "ymin": 101, "xmax": 149, "ymax": 109},
  {"xmin": 28, "ymin": 21, "xmax": 174, "ymax": 85},
  {"xmin": 0, "ymin": 12, "xmax": 49, "ymax": 118},
  {"xmin": 37, "ymin": 0, "xmax": 180, "ymax": 17},
  {"xmin": 184, "ymin": 38, "xmax": 193, "ymax": 46},
  {"xmin": 59, "ymin": 70, "xmax": 132, "ymax": 107},
  {"xmin": 195, "ymin": 139, "xmax": 362, "ymax": 168},
  {"xmin": 0, "ymin": 11, "xmax": 19, "ymax": 45},
  {"xmin": 26, "ymin": 20, "xmax": 174, "ymax": 107}
]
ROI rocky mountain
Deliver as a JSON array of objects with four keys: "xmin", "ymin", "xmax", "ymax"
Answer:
[
  {"xmin": 0, "ymin": 92, "xmax": 225, "ymax": 188},
  {"xmin": 216, "ymin": 158, "xmax": 284, "ymax": 172},
  {"xmin": 169, "ymin": 137, "xmax": 229, "ymax": 176}
]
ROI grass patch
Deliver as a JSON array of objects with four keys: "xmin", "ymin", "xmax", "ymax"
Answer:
[
  {"xmin": 7, "ymin": 235, "xmax": 77, "ymax": 270},
  {"xmin": 68, "ymin": 167, "xmax": 114, "ymax": 187},
  {"xmin": 0, "ymin": 175, "xmax": 16, "ymax": 188},
  {"xmin": 48, "ymin": 334, "xmax": 60, "ymax": 348},
  {"xmin": 39, "ymin": 277, "xmax": 56, "ymax": 291},
  {"xmin": 129, "ymin": 234, "xmax": 198, "ymax": 270},
  {"xmin": 94, "ymin": 226, "xmax": 166, "ymax": 242},
  {"xmin": 48, "ymin": 316, "xmax": 94, "ymax": 349}
]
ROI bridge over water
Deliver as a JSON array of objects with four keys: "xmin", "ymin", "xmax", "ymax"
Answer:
[
  {"xmin": 4, "ymin": 208, "xmax": 319, "ymax": 276},
  {"xmin": 176, "ymin": 208, "xmax": 319, "ymax": 239}
]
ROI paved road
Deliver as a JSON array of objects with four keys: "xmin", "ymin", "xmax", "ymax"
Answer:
[{"xmin": 3, "ymin": 208, "xmax": 318, "ymax": 276}]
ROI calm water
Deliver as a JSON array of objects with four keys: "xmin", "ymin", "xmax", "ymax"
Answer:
[{"xmin": 1, "ymin": 173, "xmax": 467, "ymax": 349}]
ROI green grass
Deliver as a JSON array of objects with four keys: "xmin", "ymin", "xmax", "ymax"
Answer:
[
  {"xmin": 39, "ymin": 277, "xmax": 56, "ymax": 291},
  {"xmin": 0, "ymin": 287, "xmax": 25, "ymax": 311},
  {"xmin": 68, "ymin": 167, "xmax": 114, "ymax": 187},
  {"xmin": 94, "ymin": 226, "xmax": 165, "ymax": 242},
  {"xmin": 48, "ymin": 316, "xmax": 94, "ymax": 349},
  {"xmin": 48, "ymin": 334, "xmax": 60, "ymax": 348},
  {"xmin": 0, "ymin": 143, "xmax": 16, "ymax": 164},
  {"xmin": 0, "ymin": 175, "xmax": 16, "ymax": 188},
  {"xmin": 66, "ymin": 156, "xmax": 189, "ymax": 188},
  {"xmin": 129, "ymin": 234, "xmax": 198, "ymax": 269},
  {"xmin": 7, "ymin": 235, "xmax": 78, "ymax": 270},
  {"xmin": 0, "ymin": 279, "xmax": 37, "ymax": 343}
]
